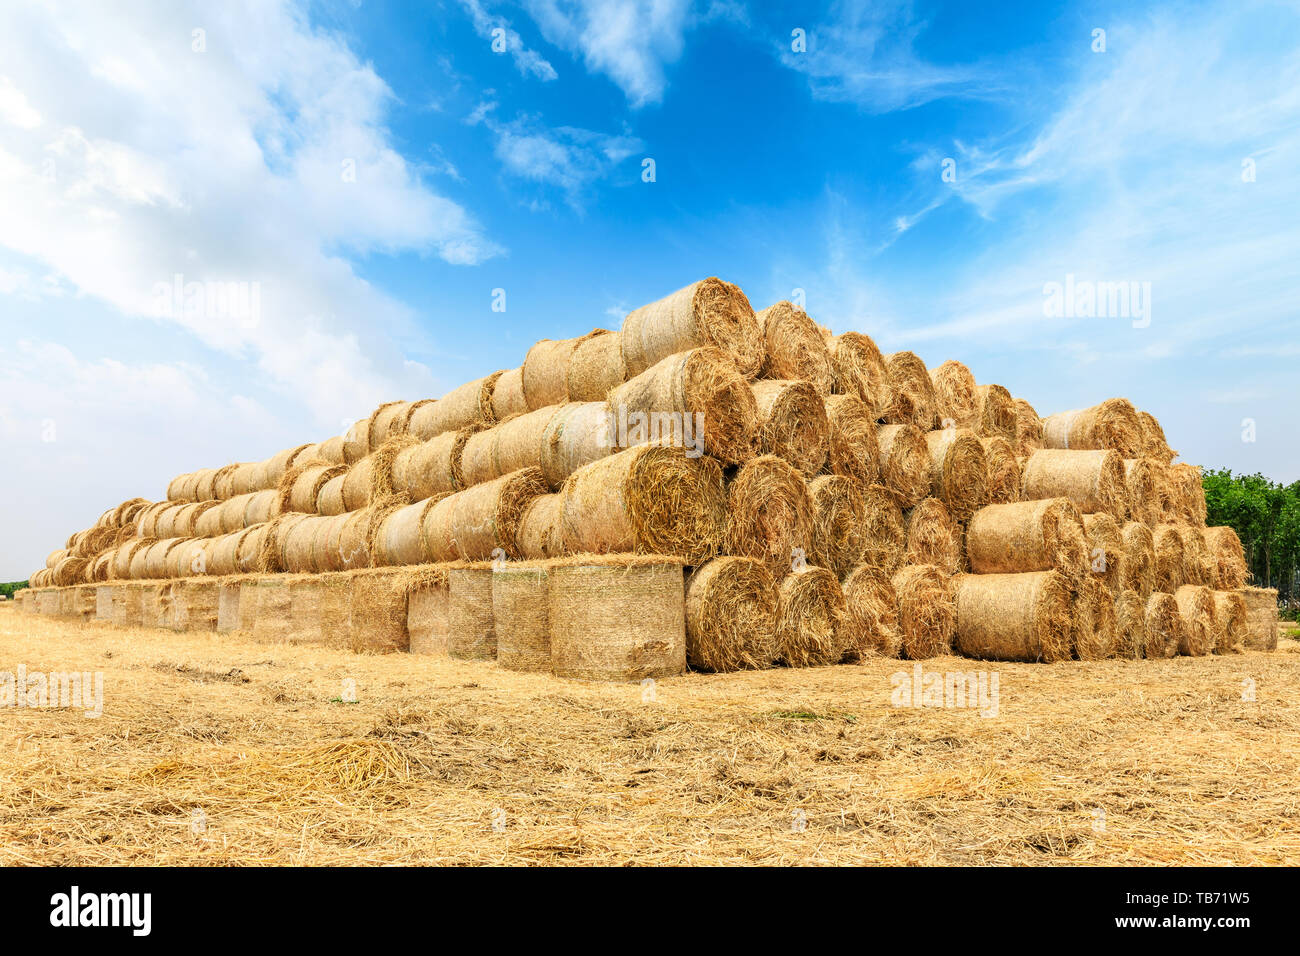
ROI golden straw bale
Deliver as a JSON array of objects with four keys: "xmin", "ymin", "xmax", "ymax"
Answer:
[
  {"xmin": 876, "ymin": 423, "xmax": 931, "ymax": 509},
  {"xmin": 1173, "ymin": 584, "xmax": 1215, "ymax": 656},
  {"xmin": 1113, "ymin": 589, "xmax": 1146, "ymax": 659},
  {"xmin": 883, "ymin": 351, "xmax": 938, "ymax": 428},
  {"xmin": 966, "ymin": 498, "xmax": 1087, "ymax": 578},
  {"xmin": 620, "ymin": 277, "xmax": 761, "ymax": 380},
  {"xmin": 953, "ymin": 570, "xmax": 1073, "ymax": 662},
  {"xmin": 423, "ymin": 468, "xmax": 547, "ymax": 562},
  {"xmin": 860, "ymin": 483, "xmax": 906, "ymax": 573},
  {"xmin": 516, "ymin": 493, "xmax": 566, "ymax": 560},
  {"xmin": 904, "ymin": 498, "xmax": 960, "ymax": 575},
  {"xmin": 523, "ymin": 330, "xmax": 603, "ymax": 410},
  {"xmin": 1166, "ymin": 463, "xmax": 1207, "ymax": 524},
  {"xmin": 407, "ymin": 573, "xmax": 450, "ymax": 657},
  {"xmin": 979, "ymin": 436, "xmax": 1021, "ymax": 505},
  {"xmin": 1239, "ymin": 587, "xmax": 1278, "ymax": 650},
  {"xmin": 265, "ymin": 444, "xmax": 311, "ymax": 488},
  {"xmin": 342, "ymin": 418, "xmax": 370, "ymax": 464},
  {"xmin": 1143, "ymin": 592, "xmax": 1181, "ymax": 658},
  {"xmin": 825, "ymin": 331, "xmax": 890, "ymax": 418},
  {"xmin": 1082, "ymin": 512, "xmax": 1124, "ymax": 592},
  {"xmin": 726, "ymin": 456, "xmax": 813, "ymax": 575},
  {"xmin": 243, "ymin": 489, "xmax": 281, "ymax": 527},
  {"xmin": 750, "ymin": 379, "xmax": 830, "ymax": 477},
  {"xmin": 392, "ymin": 425, "xmax": 479, "ymax": 501},
  {"xmin": 316, "ymin": 474, "xmax": 346, "ymax": 516},
  {"xmin": 973, "ymin": 384, "xmax": 1016, "ymax": 442},
  {"xmin": 929, "ymin": 360, "xmax": 977, "ymax": 429},
  {"xmin": 684, "ymin": 557, "xmax": 778, "ymax": 671},
  {"xmin": 285, "ymin": 462, "xmax": 347, "ymax": 514},
  {"xmin": 347, "ymin": 569, "xmax": 410, "ymax": 653},
  {"xmin": 608, "ymin": 347, "xmax": 757, "ymax": 465},
  {"xmin": 1153, "ymin": 524, "xmax": 1187, "ymax": 592},
  {"xmin": 316, "ymin": 435, "xmax": 347, "ymax": 465},
  {"xmin": 891, "ymin": 564, "xmax": 956, "ymax": 659},
  {"xmin": 490, "ymin": 367, "xmax": 529, "ymax": 421},
  {"xmin": 341, "ymin": 435, "xmax": 420, "ymax": 511},
  {"xmin": 1041, "ymin": 398, "xmax": 1143, "ymax": 457},
  {"xmin": 1179, "ymin": 524, "xmax": 1213, "ymax": 586},
  {"xmin": 409, "ymin": 371, "xmax": 504, "ymax": 440},
  {"xmin": 1211, "ymin": 590, "xmax": 1247, "ymax": 654},
  {"xmin": 923, "ymin": 427, "xmax": 987, "ymax": 521},
  {"xmin": 493, "ymin": 566, "xmax": 551, "ymax": 672},
  {"xmin": 1073, "ymin": 576, "xmax": 1116, "ymax": 660},
  {"xmin": 824, "ymin": 394, "xmax": 881, "ymax": 487},
  {"xmin": 808, "ymin": 475, "xmax": 866, "ymax": 579},
  {"xmin": 755, "ymin": 301, "xmax": 834, "ymax": 394},
  {"xmin": 461, "ymin": 405, "xmax": 561, "ymax": 487},
  {"xmin": 539, "ymin": 401, "xmax": 615, "ymax": 489},
  {"xmin": 774, "ymin": 567, "xmax": 846, "ymax": 666},
  {"xmin": 840, "ymin": 567, "xmax": 901, "ymax": 660},
  {"xmin": 191, "ymin": 468, "xmax": 220, "ymax": 503},
  {"xmin": 1123, "ymin": 457, "xmax": 1166, "ymax": 525},
  {"xmin": 1137, "ymin": 410, "xmax": 1176, "ymax": 463},
  {"xmin": 1021, "ymin": 448, "xmax": 1129, "ymax": 520},
  {"xmin": 447, "ymin": 567, "xmax": 494, "ymax": 660},
  {"xmin": 1120, "ymin": 521, "xmax": 1156, "ymax": 599},
  {"xmin": 566, "ymin": 329, "xmax": 627, "ymax": 401},
  {"xmin": 372, "ymin": 497, "xmax": 442, "ymax": 568},
  {"xmin": 1204, "ymin": 526, "xmax": 1249, "ymax": 589}
]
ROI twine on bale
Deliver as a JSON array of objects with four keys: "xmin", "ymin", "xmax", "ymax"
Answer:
[
  {"xmin": 1173, "ymin": 584, "xmax": 1215, "ymax": 656},
  {"xmin": 966, "ymin": 498, "xmax": 1087, "ymax": 579},
  {"xmin": 923, "ymin": 427, "xmax": 988, "ymax": 522},
  {"xmin": 620, "ymin": 277, "xmax": 762, "ymax": 380},
  {"xmin": 1211, "ymin": 590, "xmax": 1247, "ymax": 654},
  {"xmin": 1114, "ymin": 589, "xmax": 1146, "ymax": 659},
  {"xmin": 523, "ymin": 331, "xmax": 603, "ymax": 410},
  {"xmin": 774, "ymin": 567, "xmax": 846, "ymax": 667},
  {"xmin": 490, "ymin": 367, "xmax": 529, "ymax": 421},
  {"xmin": 824, "ymin": 394, "xmax": 881, "ymax": 486},
  {"xmin": 1203, "ymin": 526, "xmax": 1248, "ymax": 589},
  {"xmin": 539, "ymin": 401, "xmax": 614, "ymax": 489},
  {"xmin": 1082, "ymin": 512, "xmax": 1124, "ymax": 592},
  {"xmin": 423, "ymin": 468, "xmax": 548, "ymax": 562},
  {"xmin": 1120, "ymin": 521, "xmax": 1156, "ymax": 599},
  {"xmin": 607, "ymin": 346, "xmax": 757, "ymax": 465},
  {"xmin": 929, "ymin": 360, "xmax": 977, "ymax": 429},
  {"xmin": 1021, "ymin": 448, "xmax": 1130, "ymax": 520},
  {"xmin": 979, "ymin": 436, "xmax": 1021, "ymax": 505},
  {"xmin": 953, "ymin": 570, "xmax": 1073, "ymax": 662},
  {"xmin": 755, "ymin": 301, "xmax": 834, "ymax": 394},
  {"xmin": 1042, "ymin": 398, "xmax": 1143, "ymax": 458},
  {"xmin": 840, "ymin": 567, "xmax": 901, "ymax": 660},
  {"xmin": 860, "ymin": 483, "xmax": 906, "ymax": 573},
  {"xmin": 876, "ymin": 423, "xmax": 931, "ymax": 509},
  {"xmin": 973, "ymin": 384, "xmax": 1017, "ymax": 442},
  {"xmin": 808, "ymin": 475, "xmax": 866, "ymax": 579},
  {"xmin": 750, "ymin": 379, "xmax": 830, "ymax": 477},
  {"xmin": 1073, "ymin": 576, "xmax": 1116, "ymax": 660},
  {"xmin": 684, "ymin": 557, "xmax": 778, "ymax": 671},
  {"xmin": 566, "ymin": 329, "xmax": 627, "ymax": 402},
  {"xmin": 1123, "ymin": 458, "xmax": 1167, "ymax": 525},
  {"xmin": 726, "ymin": 455, "xmax": 813, "ymax": 575},
  {"xmin": 904, "ymin": 498, "xmax": 961, "ymax": 575},
  {"xmin": 891, "ymin": 564, "xmax": 956, "ymax": 659},
  {"xmin": 883, "ymin": 351, "xmax": 938, "ymax": 427},
  {"xmin": 825, "ymin": 331, "xmax": 890, "ymax": 418},
  {"xmin": 409, "ymin": 371, "xmax": 504, "ymax": 440}
]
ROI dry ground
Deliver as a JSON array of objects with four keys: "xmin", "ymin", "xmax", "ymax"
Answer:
[{"xmin": 1, "ymin": 604, "xmax": 1297, "ymax": 865}]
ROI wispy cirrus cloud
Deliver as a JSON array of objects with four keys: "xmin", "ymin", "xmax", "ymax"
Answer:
[{"xmin": 457, "ymin": 0, "xmax": 558, "ymax": 81}]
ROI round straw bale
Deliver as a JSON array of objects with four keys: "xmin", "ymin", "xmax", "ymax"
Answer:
[
  {"xmin": 547, "ymin": 559, "xmax": 686, "ymax": 680},
  {"xmin": 316, "ymin": 435, "xmax": 346, "ymax": 465},
  {"xmin": 725, "ymin": 456, "xmax": 813, "ymax": 574},
  {"xmin": 490, "ymin": 366, "xmax": 529, "ymax": 421},
  {"xmin": 369, "ymin": 401, "xmax": 412, "ymax": 447},
  {"xmin": 876, "ymin": 423, "xmax": 930, "ymax": 509},
  {"xmin": 53, "ymin": 556, "xmax": 90, "ymax": 587},
  {"xmin": 972, "ymin": 384, "xmax": 1016, "ymax": 442},
  {"xmin": 1203, "ymin": 526, "xmax": 1248, "ymax": 589},
  {"xmin": 808, "ymin": 475, "xmax": 866, "ymax": 579},
  {"xmin": 423, "ymin": 467, "xmax": 548, "ymax": 561},
  {"xmin": 1120, "ymin": 521, "xmax": 1156, "ymax": 599},
  {"xmin": 1073, "ymin": 576, "xmax": 1116, "ymax": 660},
  {"xmin": 684, "ymin": 557, "xmax": 777, "ymax": 671},
  {"xmin": 306, "ymin": 514, "xmax": 347, "ymax": 573},
  {"xmin": 166, "ymin": 473, "xmax": 191, "ymax": 502},
  {"xmin": 620, "ymin": 277, "xmax": 761, "ymax": 380},
  {"xmin": 283, "ymin": 515, "xmax": 329, "ymax": 573},
  {"xmin": 204, "ymin": 531, "xmax": 245, "ymax": 577},
  {"xmin": 1123, "ymin": 457, "xmax": 1166, "ymax": 525},
  {"xmin": 608, "ymin": 347, "xmax": 757, "ymax": 465},
  {"xmin": 243, "ymin": 488, "xmax": 281, "ymax": 527},
  {"xmin": 192, "ymin": 468, "xmax": 220, "ymax": 503},
  {"xmin": 256, "ymin": 513, "xmax": 310, "ymax": 574},
  {"xmin": 342, "ymin": 418, "xmax": 370, "ymax": 464},
  {"xmin": 1137, "ymin": 410, "xmax": 1176, "ymax": 463},
  {"xmin": 394, "ymin": 426, "xmax": 477, "ymax": 502},
  {"xmin": 329, "ymin": 511, "xmax": 371, "ymax": 571},
  {"xmin": 89, "ymin": 552, "xmax": 113, "ymax": 583},
  {"xmin": 373, "ymin": 497, "xmax": 440, "ymax": 567},
  {"xmin": 824, "ymin": 394, "xmax": 881, "ymax": 486},
  {"xmin": 493, "ymin": 566, "xmax": 551, "ymax": 672},
  {"xmin": 1166, "ymin": 463, "xmax": 1207, "ymax": 525},
  {"xmin": 286, "ymin": 462, "xmax": 346, "ymax": 513},
  {"xmin": 774, "ymin": 567, "xmax": 845, "ymax": 666},
  {"xmin": 516, "ymin": 493, "xmax": 565, "ymax": 560},
  {"xmin": 317, "ymin": 474, "xmax": 347, "ymax": 516},
  {"xmin": 213, "ymin": 494, "xmax": 251, "ymax": 534},
  {"xmin": 223, "ymin": 462, "xmax": 257, "ymax": 496},
  {"xmin": 953, "ymin": 570, "xmax": 1072, "ymax": 662},
  {"xmin": 561, "ymin": 445, "xmax": 725, "ymax": 564},
  {"xmin": 566, "ymin": 329, "xmax": 627, "ymax": 402},
  {"xmin": 1143, "ymin": 592, "xmax": 1181, "ymax": 658},
  {"xmin": 904, "ymin": 497, "xmax": 960, "ymax": 574},
  {"xmin": 264, "ymin": 445, "xmax": 310, "ymax": 488},
  {"xmin": 340, "ymin": 435, "xmax": 420, "ymax": 511},
  {"xmin": 173, "ymin": 501, "xmax": 218, "ymax": 537},
  {"xmin": 825, "ymin": 331, "xmax": 890, "ymax": 418},
  {"xmin": 923, "ymin": 427, "xmax": 987, "ymax": 521},
  {"xmin": 754, "ymin": 301, "xmax": 834, "ymax": 393},
  {"xmin": 883, "ymin": 351, "xmax": 938, "ymax": 428},
  {"xmin": 46, "ymin": 547, "xmax": 69, "ymax": 569},
  {"xmin": 1021, "ymin": 448, "xmax": 1129, "ymax": 520},
  {"xmin": 523, "ymin": 331, "xmax": 602, "ymax": 410},
  {"xmin": 111, "ymin": 540, "xmax": 149, "ymax": 580},
  {"xmin": 748, "ymin": 380, "xmax": 828, "ymax": 476},
  {"xmin": 135, "ymin": 502, "xmax": 171, "ymax": 537},
  {"xmin": 1042, "ymin": 398, "xmax": 1142, "ymax": 457},
  {"xmin": 1173, "ymin": 584, "xmax": 1215, "ymax": 656},
  {"xmin": 1239, "ymin": 586, "xmax": 1278, "ymax": 650},
  {"xmin": 447, "ymin": 567, "xmax": 495, "ymax": 660},
  {"xmin": 979, "ymin": 436, "xmax": 1021, "ymax": 505},
  {"xmin": 345, "ymin": 569, "xmax": 409, "ymax": 653},
  {"xmin": 166, "ymin": 539, "xmax": 207, "ymax": 579},
  {"xmin": 891, "ymin": 564, "xmax": 956, "ymax": 659},
  {"xmin": 1180, "ymin": 524, "xmax": 1214, "ymax": 587},
  {"xmin": 1153, "ymin": 524, "xmax": 1186, "ymax": 592},
  {"xmin": 409, "ymin": 371, "xmax": 504, "ymax": 439},
  {"xmin": 859, "ymin": 483, "xmax": 906, "ymax": 573},
  {"xmin": 840, "ymin": 567, "xmax": 901, "ymax": 660},
  {"xmin": 461, "ymin": 405, "xmax": 561, "ymax": 487},
  {"xmin": 150, "ymin": 503, "xmax": 188, "ymax": 538},
  {"xmin": 1012, "ymin": 398, "xmax": 1044, "ymax": 457},
  {"xmin": 929, "ymin": 360, "xmax": 977, "ymax": 429},
  {"xmin": 143, "ymin": 538, "xmax": 184, "ymax": 579},
  {"xmin": 966, "ymin": 498, "xmax": 1087, "ymax": 578},
  {"xmin": 1211, "ymin": 590, "xmax": 1247, "ymax": 654},
  {"xmin": 1113, "ymin": 589, "xmax": 1146, "ymax": 659},
  {"xmin": 1082, "ymin": 512, "xmax": 1123, "ymax": 591},
  {"xmin": 539, "ymin": 401, "xmax": 614, "ymax": 489}
]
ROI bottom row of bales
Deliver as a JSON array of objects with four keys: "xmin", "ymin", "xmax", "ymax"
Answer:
[{"xmin": 13, "ymin": 558, "xmax": 1281, "ymax": 680}]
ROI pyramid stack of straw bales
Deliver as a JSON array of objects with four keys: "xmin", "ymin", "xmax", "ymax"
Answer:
[{"xmin": 20, "ymin": 277, "xmax": 1267, "ymax": 678}]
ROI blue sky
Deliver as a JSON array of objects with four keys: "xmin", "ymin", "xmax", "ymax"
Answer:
[{"xmin": 1, "ymin": 0, "xmax": 1298, "ymax": 579}]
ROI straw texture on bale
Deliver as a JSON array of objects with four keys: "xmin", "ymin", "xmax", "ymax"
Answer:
[
  {"xmin": 112, "ymin": 583, "xmax": 146, "ymax": 628},
  {"xmin": 492, "ymin": 566, "xmax": 551, "ymax": 672},
  {"xmin": 524, "ymin": 332, "xmax": 602, "ymax": 410},
  {"xmin": 1021, "ymin": 448, "xmax": 1129, "ymax": 520},
  {"xmin": 409, "ymin": 371, "xmax": 504, "ymax": 440},
  {"xmin": 538, "ymin": 401, "xmax": 613, "ymax": 489},
  {"xmin": 1173, "ymin": 584, "xmax": 1215, "ymax": 656},
  {"xmin": 1204, "ymin": 526, "xmax": 1248, "ymax": 589},
  {"xmin": 549, "ymin": 560, "xmax": 687, "ymax": 681},
  {"xmin": 725, "ymin": 456, "xmax": 813, "ymax": 574},
  {"xmin": 1166, "ymin": 463, "xmax": 1207, "ymax": 525},
  {"xmin": 808, "ymin": 475, "xmax": 866, "ymax": 579},
  {"xmin": 286, "ymin": 463, "xmax": 346, "ymax": 514},
  {"xmin": 1082, "ymin": 513, "xmax": 1124, "ymax": 592},
  {"xmin": 423, "ymin": 468, "xmax": 547, "ymax": 562},
  {"xmin": 316, "ymin": 435, "xmax": 346, "ymax": 465},
  {"xmin": 979, "ymin": 436, "xmax": 1021, "ymax": 505},
  {"xmin": 460, "ymin": 405, "xmax": 562, "ymax": 487},
  {"xmin": 1138, "ymin": 411, "xmax": 1176, "ymax": 463},
  {"xmin": 620, "ymin": 277, "xmax": 761, "ymax": 380},
  {"xmin": 684, "ymin": 557, "xmax": 777, "ymax": 672},
  {"xmin": 1073, "ymin": 576, "xmax": 1116, "ymax": 660},
  {"xmin": 859, "ymin": 483, "xmax": 906, "ymax": 573},
  {"xmin": 965, "ymin": 498, "xmax": 1087, "ymax": 578},
  {"xmin": 1042, "ymin": 398, "xmax": 1143, "ymax": 458},
  {"xmin": 1180, "ymin": 524, "xmax": 1213, "ymax": 587},
  {"xmin": 243, "ymin": 489, "xmax": 280, "ymax": 527},
  {"xmin": 1211, "ymin": 590, "xmax": 1247, "ymax": 654},
  {"xmin": 953, "ymin": 570, "xmax": 1073, "ymax": 662},
  {"xmin": 929, "ymin": 360, "xmax": 977, "ymax": 429},
  {"xmin": 876, "ymin": 423, "xmax": 931, "ymax": 509},
  {"xmin": 891, "ymin": 565, "xmax": 956, "ymax": 659},
  {"xmin": 1240, "ymin": 587, "xmax": 1278, "ymax": 650},
  {"xmin": 392, "ymin": 426, "xmax": 478, "ymax": 501},
  {"xmin": 923, "ymin": 427, "xmax": 987, "ymax": 521},
  {"xmin": 608, "ymin": 347, "xmax": 756, "ymax": 465},
  {"xmin": 373, "ymin": 498, "xmax": 440, "ymax": 568},
  {"xmin": 840, "ymin": 567, "xmax": 901, "ymax": 660},
  {"xmin": 407, "ymin": 581, "xmax": 450, "ymax": 656},
  {"xmin": 825, "ymin": 331, "xmax": 890, "ymax": 418},
  {"xmin": 1143, "ymin": 591, "xmax": 1181, "ymax": 658},
  {"xmin": 342, "ymin": 435, "xmax": 419, "ymax": 512},
  {"xmin": 447, "ymin": 567, "xmax": 495, "ymax": 660},
  {"xmin": 973, "ymin": 384, "xmax": 1017, "ymax": 442},
  {"xmin": 347, "ymin": 570, "xmax": 409, "ymax": 653},
  {"xmin": 750, "ymin": 379, "xmax": 829, "ymax": 477},
  {"xmin": 882, "ymin": 351, "xmax": 937, "ymax": 428},
  {"xmin": 1123, "ymin": 458, "xmax": 1167, "ymax": 526},
  {"xmin": 1113, "ymin": 589, "xmax": 1146, "ymax": 659},
  {"xmin": 250, "ymin": 581, "xmax": 289, "ymax": 644},
  {"xmin": 565, "ymin": 329, "xmax": 627, "ymax": 402},
  {"xmin": 1120, "ymin": 521, "xmax": 1156, "ymax": 598},
  {"xmin": 515, "ymin": 493, "xmax": 565, "ymax": 560},
  {"xmin": 824, "ymin": 394, "xmax": 881, "ymax": 486},
  {"xmin": 774, "ymin": 567, "xmax": 846, "ymax": 667},
  {"xmin": 904, "ymin": 498, "xmax": 961, "ymax": 575},
  {"xmin": 1153, "ymin": 524, "xmax": 1186, "ymax": 592},
  {"xmin": 560, "ymin": 445, "xmax": 725, "ymax": 564},
  {"xmin": 754, "ymin": 301, "xmax": 834, "ymax": 393},
  {"xmin": 490, "ymin": 367, "xmax": 529, "ymax": 421}
]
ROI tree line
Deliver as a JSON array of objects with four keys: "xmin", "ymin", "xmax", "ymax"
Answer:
[{"xmin": 1202, "ymin": 469, "xmax": 1300, "ymax": 602}]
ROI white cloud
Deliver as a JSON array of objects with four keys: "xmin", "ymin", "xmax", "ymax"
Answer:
[
  {"xmin": 458, "ymin": 0, "xmax": 558, "ymax": 81},
  {"xmin": 0, "ymin": 75, "xmax": 42, "ymax": 128}
]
